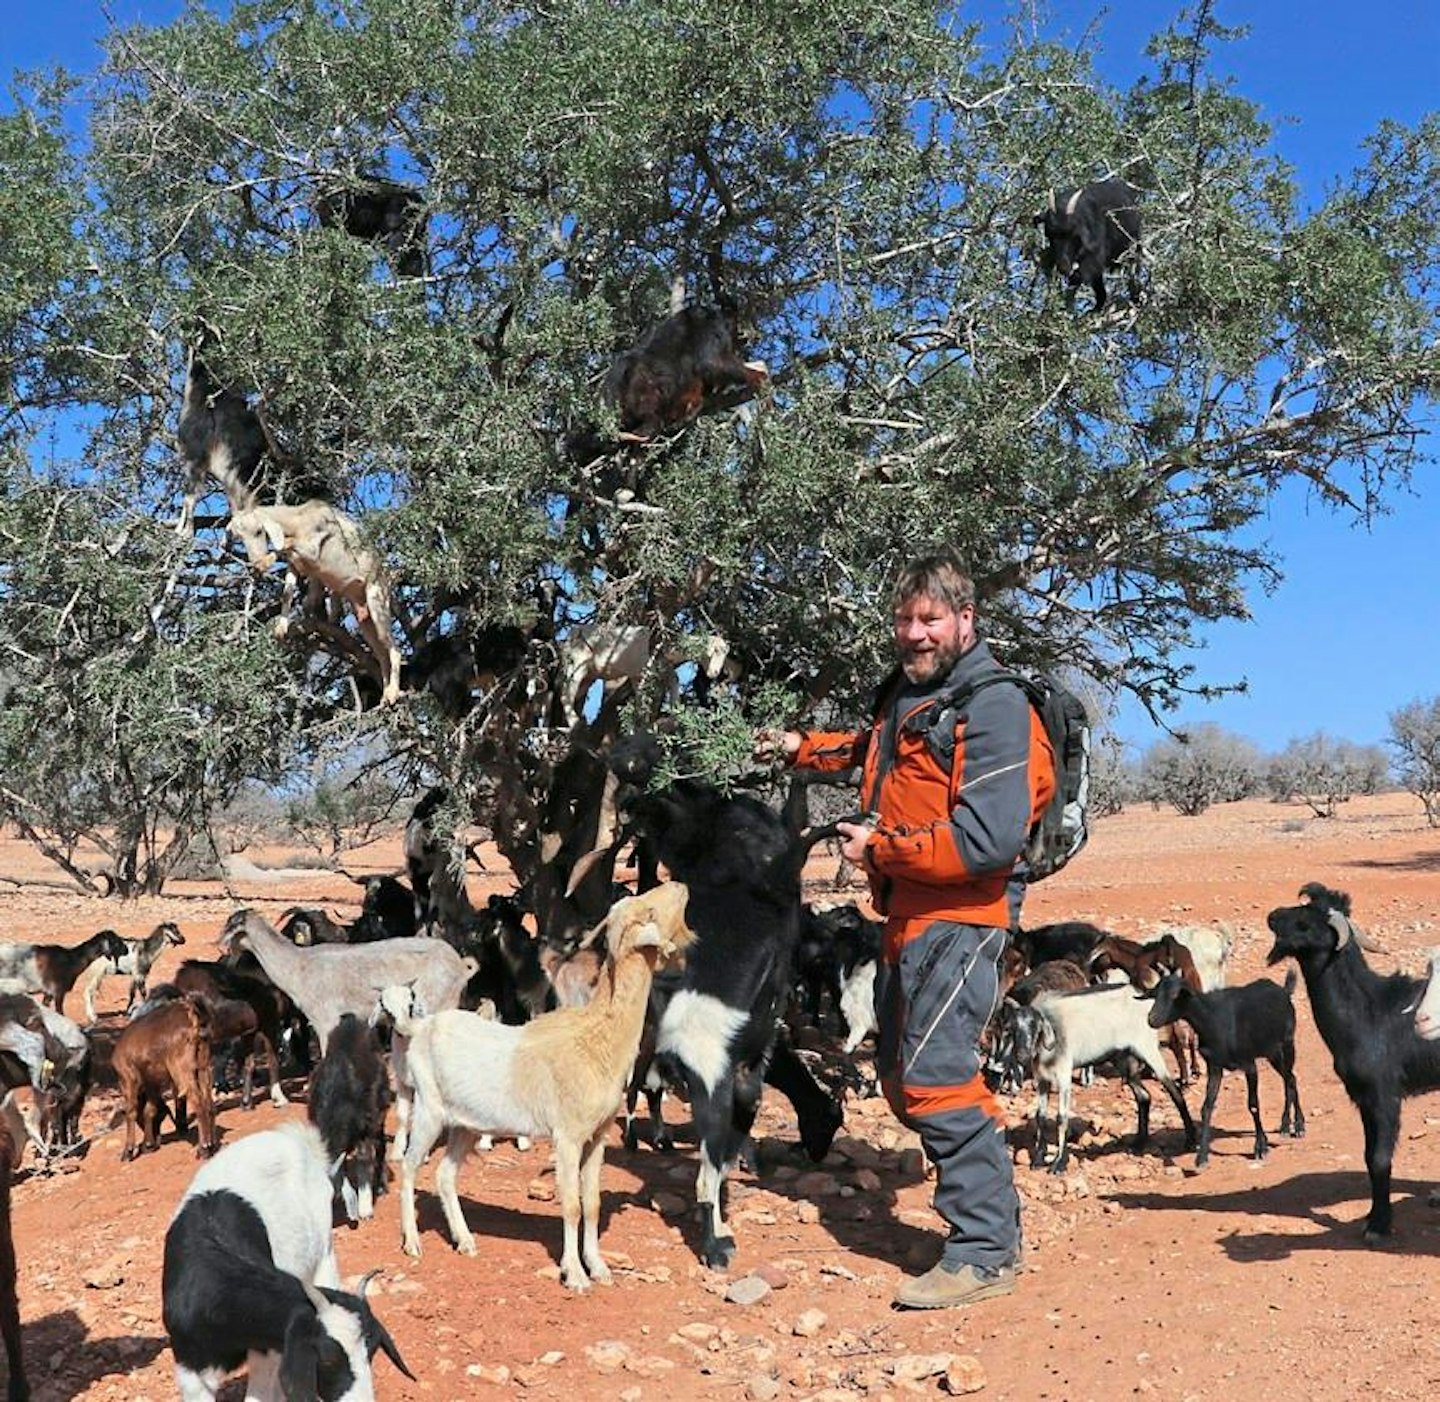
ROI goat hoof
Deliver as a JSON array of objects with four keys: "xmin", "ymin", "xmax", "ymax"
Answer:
[
  {"xmin": 1362, "ymin": 1224, "xmax": 1392, "ymax": 1247},
  {"xmin": 455, "ymin": 1237, "xmax": 478, "ymax": 1257},
  {"xmin": 702, "ymin": 1239, "xmax": 737, "ymax": 1271}
]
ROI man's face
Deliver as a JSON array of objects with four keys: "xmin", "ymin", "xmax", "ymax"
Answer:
[{"xmin": 893, "ymin": 592, "xmax": 975, "ymax": 685}]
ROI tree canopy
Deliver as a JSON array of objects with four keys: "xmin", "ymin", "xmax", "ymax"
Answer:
[{"xmin": 1, "ymin": 0, "xmax": 1436, "ymax": 902}]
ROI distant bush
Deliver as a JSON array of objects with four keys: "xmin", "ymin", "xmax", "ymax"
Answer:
[
  {"xmin": 1139, "ymin": 725, "xmax": 1264, "ymax": 816},
  {"xmin": 1389, "ymin": 697, "xmax": 1440, "ymax": 828},
  {"xmin": 1266, "ymin": 733, "xmax": 1390, "ymax": 817},
  {"xmin": 1089, "ymin": 732, "xmax": 1139, "ymax": 818}
]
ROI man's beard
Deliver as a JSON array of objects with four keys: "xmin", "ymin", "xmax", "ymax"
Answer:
[{"xmin": 900, "ymin": 642, "xmax": 961, "ymax": 686}]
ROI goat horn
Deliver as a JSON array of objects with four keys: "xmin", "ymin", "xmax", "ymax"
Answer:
[
  {"xmin": 1326, "ymin": 910, "xmax": 1353, "ymax": 947},
  {"xmin": 1064, "ymin": 187, "xmax": 1083, "ymax": 216},
  {"xmin": 1048, "ymin": 187, "xmax": 1057, "ymax": 212}
]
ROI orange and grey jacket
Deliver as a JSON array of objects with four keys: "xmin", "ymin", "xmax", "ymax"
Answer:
[{"xmin": 791, "ymin": 639, "xmax": 1056, "ymax": 933}]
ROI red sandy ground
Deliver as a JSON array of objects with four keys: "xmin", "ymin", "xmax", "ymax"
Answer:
[{"xmin": 3, "ymin": 792, "xmax": 1440, "ymax": 1401}]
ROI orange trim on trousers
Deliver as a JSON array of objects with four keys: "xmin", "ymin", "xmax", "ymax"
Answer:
[{"xmin": 882, "ymin": 1071, "xmax": 1006, "ymax": 1126}]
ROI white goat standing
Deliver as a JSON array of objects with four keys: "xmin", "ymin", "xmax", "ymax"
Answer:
[
  {"xmin": 380, "ymin": 881, "xmax": 693, "ymax": 1289},
  {"xmin": 228, "ymin": 500, "xmax": 403, "ymax": 705}
]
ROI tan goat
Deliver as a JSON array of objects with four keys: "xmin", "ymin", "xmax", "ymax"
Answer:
[
  {"xmin": 228, "ymin": 499, "xmax": 403, "ymax": 705},
  {"xmin": 379, "ymin": 881, "xmax": 693, "ymax": 1289}
]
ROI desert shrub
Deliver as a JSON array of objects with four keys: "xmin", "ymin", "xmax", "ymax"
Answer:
[
  {"xmin": 1139, "ymin": 724, "xmax": 1264, "ymax": 816},
  {"xmin": 1389, "ymin": 698, "xmax": 1440, "ymax": 827},
  {"xmin": 1266, "ymin": 733, "xmax": 1391, "ymax": 817}
]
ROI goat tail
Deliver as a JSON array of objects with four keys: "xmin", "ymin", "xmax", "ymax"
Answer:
[{"xmin": 1282, "ymin": 966, "xmax": 1299, "ymax": 998}]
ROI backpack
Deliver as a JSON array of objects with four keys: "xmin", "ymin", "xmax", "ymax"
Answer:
[{"xmin": 917, "ymin": 670, "xmax": 1091, "ymax": 882}]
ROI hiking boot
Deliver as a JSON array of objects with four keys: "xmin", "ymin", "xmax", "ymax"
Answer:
[{"xmin": 892, "ymin": 1261, "xmax": 1016, "ymax": 1310}]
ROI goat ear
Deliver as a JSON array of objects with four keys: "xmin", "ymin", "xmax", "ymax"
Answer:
[
  {"xmin": 261, "ymin": 515, "xmax": 286, "ymax": 553},
  {"xmin": 279, "ymin": 1308, "xmax": 328, "ymax": 1402},
  {"xmin": 629, "ymin": 919, "xmax": 663, "ymax": 950}
]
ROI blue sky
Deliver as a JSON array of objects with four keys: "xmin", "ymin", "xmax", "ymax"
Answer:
[{"xmin": 4, "ymin": 1, "xmax": 1437, "ymax": 754}]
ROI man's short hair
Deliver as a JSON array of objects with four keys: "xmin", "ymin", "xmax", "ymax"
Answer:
[{"xmin": 892, "ymin": 546, "xmax": 976, "ymax": 615}]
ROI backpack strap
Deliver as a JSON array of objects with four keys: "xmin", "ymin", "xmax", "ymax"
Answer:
[{"xmin": 909, "ymin": 670, "xmax": 1036, "ymax": 774}]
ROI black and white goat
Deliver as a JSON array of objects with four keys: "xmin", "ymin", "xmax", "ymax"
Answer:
[
  {"xmin": 1146, "ymin": 970, "xmax": 1304, "ymax": 1167},
  {"xmin": 79, "ymin": 921, "xmax": 186, "ymax": 1023},
  {"xmin": 0, "ymin": 930, "xmax": 128, "ymax": 1019},
  {"xmin": 606, "ymin": 736, "xmax": 843, "ymax": 1269},
  {"xmin": 996, "ymin": 984, "xmax": 1197, "ymax": 1173},
  {"xmin": 163, "ymin": 1120, "xmax": 411, "ymax": 1399},
  {"xmin": 1267, "ymin": 881, "xmax": 1440, "ymax": 1242}
]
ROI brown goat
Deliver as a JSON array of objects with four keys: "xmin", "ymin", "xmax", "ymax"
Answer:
[
  {"xmin": 1088, "ymin": 934, "xmax": 1203, "ymax": 1081},
  {"xmin": 0, "ymin": 1124, "xmax": 26, "ymax": 1401},
  {"xmin": 112, "ymin": 996, "xmax": 217, "ymax": 1161}
]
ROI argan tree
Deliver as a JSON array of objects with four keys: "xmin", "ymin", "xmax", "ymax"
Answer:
[
  {"xmin": 1389, "ymin": 698, "xmax": 1440, "ymax": 828},
  {"xmin": 1, "ymin": 1, "xmax": 1435, "ymax": 910}
]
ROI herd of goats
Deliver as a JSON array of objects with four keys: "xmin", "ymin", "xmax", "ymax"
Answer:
[
  {"xmin": 0, "ymin": 751, "xmax": 1439, "ymax": 1400},
  {"xmin": 1, "ymin": 177, "xmax": 1430, "ymax": 1396}
]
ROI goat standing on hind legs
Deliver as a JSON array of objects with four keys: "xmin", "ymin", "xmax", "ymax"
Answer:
[
  {"xmin": 228, "ymin": 500, "xmax": 404, "ymax": 705},
  {"xmin": 380, "ymin": 882, "xmax": 694, "ymax": 1290}
]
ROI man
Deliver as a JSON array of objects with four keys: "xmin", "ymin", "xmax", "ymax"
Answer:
[{"xmin": 768, "ymin": 546, "xmax": 1055, "ymax": 1308}]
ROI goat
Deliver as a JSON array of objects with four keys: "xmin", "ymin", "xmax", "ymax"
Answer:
[
  {"xmin": 78, "ymin": 920, "xmax": 185, "ymax": 1023},
  {"xmin": 36, "ymin": 1009, "xmax": 88, "ymax": 1149},
  {"xmin": 228, "ymin": 499, "xmax": 403, "ymax": 705},
  {"xmin": 381, "ymin": 883, "xmax": 694, "ymax": 1289},
  {"xmin": 606, "ymin": 305, "xmax": 768, "ymax": 441},
  {"xmin": 1088, "ymin": 933, "xmax": 1204, "ymax": 1082},
  {"xmin": 1012, "ymin": 920, "xmax": 1109, "ymax": 969},
  {"xmin": 0, "ymin": 1125, "xmax": 27, "ymax": 1400},
  {"xmin": 0, "ymin": 929, "xmax": 128, "ymax": 1018},
  {"xmin": 404, "ymin": 787, "xmax": 473, "ymax": 938},
  {"xmin": 459, "ymin": 894, "xmax": 555, "ymax": 1024},
  {"xmin": 1266, "ymin": 881, "xmax": 1440, "ymax": 1243},
  {"xmin": 355, "ymin": 874, "xmax": 418, "ymax": 942},
  {"xmin": 163, "ymin": 1119, "xmax": 412, "ymax": 1400},
  {"xmin": 111, "ymin": 994, "xmax": 218, "ymax": 1160},
  {"xmin": 0, "ymin": 996, "xmax": 67, "ymax": 1098},
  {"xmin": 1153, "ymin": 924, "xmax": 1232, "ymax": 992},
  {"xmin": 998, "ymin": 985, "xmax": 1197, "ymax": 1173},
  {"xmin": 1034, "ymin": 178, "xmax": 1142, "ymax": 310},
  {"xmin": 176, "ymin": 347, "xmax": 270, "ymax": 535},
  {"xmin": 174, "ymin": 957, "xmax": 294, "ymax": 1109},
  {"xmin": 308, "ymin": 1013, "xmax": 392, "ymax": 1223},
  {"xmin": 1146, "ymin": 970, "xmax": 1304, "ymax": 1167},
  {"xmin": 316, "ymin": 177, "xmax": 428, "ymax": 277},
  {"xmin": 277, "ymin": 907, "xmax": 352, "ymax": 947},
  {"xmin": 0, "ymin": 1089, "xmax": 49, "ymax": 1171},
  {"xmin": 605, "ymin": 734, "xmax": 845, "ymax": 1268},
  {"xmin": 218, "ymin": 908, "xmax": 475, "ymax": 1054}
]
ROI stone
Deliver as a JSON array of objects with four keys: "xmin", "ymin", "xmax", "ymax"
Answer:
[
  {"xmin": 465, "ymin": 1363, "xmax": 512, "ymax": 1385},
  {"xmin": 725, "ymin": 1275, "xmax": 773, "ymax": 1306},
  {"xmin": 747, "ymin": 1374, "xmax": 783, "ymax": 1401},
  {"xmin": 852, "ymin": 1167, "xmax": 883, "ymax": 1192},
  {"xmin": 527, "ymin": 1177, "xmax": 555, "ymax": 1202},
  {"xmin": 754, "ymin": 1262, "xmax": 791, "ymax": 1289},
  {"xmin": 793, "ymin": 1308, "xmax": 828, "ymax": 1338},
  {"xmin": 898, "ymin": 1147, "xmax": 927, "ymax": 1178},
  {"xmin": 584, "ymin": 1340, "xmax": 631, "ymax": 1372},
  {"xmin": 891, "ymin": 1353, "xmax": 953, "ymax": 1381},
  {"xmin": 794, "ymin": 1201, "xmax": 821, "ymax": 1225},
  {"xmin": 943, "ymin": 1355, "xmax": 988, "ymax": 1394}
]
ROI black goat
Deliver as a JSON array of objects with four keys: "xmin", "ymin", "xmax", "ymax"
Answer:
[
  {"xmin": 1012, "ymin": 920, "xmax": 1109, "ymax": 970},
  {"xmin": 1147, "ymin": 970, "xmax": 1304, "ymax": 1166},
  {"xmin": 1035, "ymin": 178, "xmax": 1142, "ymax": 310},
  {"xmin": 316, "ymin": 177, "xmax": 428, "ymax": 277},
  {"xmin": 308, "ymin": 1013, "xmax": 392, "ymax": 1223},
  {"xmin": 606, "ymin": 305, "xmax": 768, "ymax": 440},
  {"xmin": 1266, "ymin": 881, "xmax": 1440, "ymax": 1242},
  {"xmin": 176, "ymin": 348, "xmax": 271, "ymax": 528},
  {"xmin": 459, "ymin": 894, "xmax": 555, "ymax": 1025},
  {"xmin": 608, "ymin": 734, "xmax": 842, "ymax": 1269}
]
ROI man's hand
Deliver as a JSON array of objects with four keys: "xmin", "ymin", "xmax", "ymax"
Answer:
[
  {"xmin": 754, "ymin": 728, "xmax": 802, "ymax": 763},
  {"xmin": 836, "ymin": 817, "xmax": 877, "ymax": 867}
]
